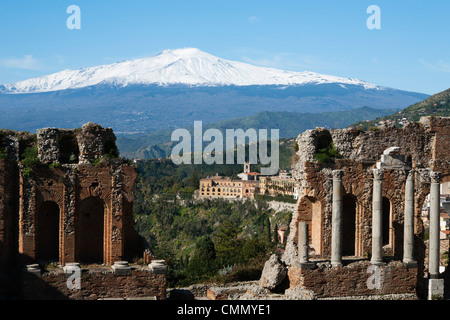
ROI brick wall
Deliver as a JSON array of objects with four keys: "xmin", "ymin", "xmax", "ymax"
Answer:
[
  {"xmin": 16, "ymin": 162, "xmax": 141, "ymax": 266},
  {"xmin": 0, "ymin": 160, "xmax": 20, "ymax": 298},
  {"xmin": 288, "ymin": 260, "xmax": 418, "ymax": 298},
  {"xmin": 426, "ymin": 117, "xmax": 450, "ymax": 165},
  {"xmin": 20, "ymin": 266, "xmax": 166, "ymax": 300},
  {"xmin": 0, "ymin": 124, "xmax": 168, "ymax": 300}
]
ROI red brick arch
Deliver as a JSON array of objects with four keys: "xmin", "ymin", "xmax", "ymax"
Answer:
[
  {"xmin": 296, "ymin": 195, "xmax": 324, "ymax": 257},
  {"xmin": 76, "ymin": 196, "xmax": 105, "ymax": 264},
  {"xmin": 36, "ymin": 201, "xmax": 60, "ymax": 262}
]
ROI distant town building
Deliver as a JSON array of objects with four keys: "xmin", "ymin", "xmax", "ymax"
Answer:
[
  {"xmin": 196, "ymin": 173, "xmax": 259, "ymax": 199},
  {"xmin": 259, "ymin": 170, "xmax": 296, "ymax": 197},
  {"xmin": 238, "ymin": 171, "xmax": 261, "ymax": 180},
  {"xmin": 237, "ymin": 162, "xmax": 261, "ymax": 180},
  {"xmin": 194, "ymin": 163, "xmax": 298, "ymax": 201},
  {"xmin": 276, "ymin": 224, "xmax": 289, "ymax": 244}
]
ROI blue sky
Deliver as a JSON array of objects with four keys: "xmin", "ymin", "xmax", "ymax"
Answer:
[{"xmin": 0, "ymin": 0, "xmax": 449, "ymax": 95}]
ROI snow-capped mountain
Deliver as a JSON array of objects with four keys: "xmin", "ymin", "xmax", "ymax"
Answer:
[
  {"xmin": 0, "ymin": 48, "xmax": 429, "ymax": 135},
  {"xmin": 2, "ymin": 48, "xmax": 381, "ymax": 93}
]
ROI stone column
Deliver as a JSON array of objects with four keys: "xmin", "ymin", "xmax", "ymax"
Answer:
[
  {"xmin": 429, "ymin": 171, "xmax": 441, "ymax": 279},
  {"xmin": 403, "ymin": 169, "xmax": 417, "ymax": 267},
  {"xmin": 371, "ymin": 169, "xmax": 384, "ymax": 265},
  {"xmin": 63, "ymin": 262, "xmax": 81, "ymax": 290},
  {"xmin": 149, "ymin": 260, "xmax": 168, "ymax": 274},
  {"xmin": 112, "ymin": 261, "xmax": 132, "ymax": 276},
  {"xmin": 331, "ymin": 170, "xmax": 343, "ymax": 267},
  {"xmin": 298, "ymin": 221, "xmax": 314, "ymax": 268},
  {"xmin": 23, "ymin": 264, "xmax": 41, "ymax": 278}
]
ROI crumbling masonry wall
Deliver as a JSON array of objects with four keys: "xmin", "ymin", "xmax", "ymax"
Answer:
[
  {"xmin": 0, "ymin": 122, "xmax": 160, "ymax": 299},
  {"xmin": 283, "ymin": 116, "xmax": 450, "ymax": 298},
  {"xmin": 17, "ymin": 122, "xmax": 141, "ymax": 266}
]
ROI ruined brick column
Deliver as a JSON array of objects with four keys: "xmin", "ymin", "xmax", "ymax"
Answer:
[
  {"xmin": 331, "ymin": 170, "xmax": 343, "ymax": 267},
  {"xmin": 108, "ymin": 164, "xmax": 125, "ymax": 265},
  {"xmin": 371, "ymin": 169, "xmax": 385, "ymax": 265},
  {"xmin": 403, "ymin": 169, "xmax": 417, "ymax": 267},
  {"xmin": 429, "ymin": 171, "xmax": 441, "ymax": 279},
  {"xmin": 62, "ymin": 168, "xmax": 77, "ymax": 265}
]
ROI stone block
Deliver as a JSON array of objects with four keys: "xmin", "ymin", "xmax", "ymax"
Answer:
[
  {"xmin": 63, "ymin": 262, "xmax": 81, "ymax": 275},
  {"xmin": 148, "ymin": 260, "xmax": 167, "ymax": 274},
  {"xmin": 299, "ymin": 262, "xmax": 316, "ymax": 269},
  {"xmin": 259, "ymin": 254, "xmax": 287, "ymax": 290},
  {"xmin": 206, "ymin": 288, "xmax": 228, "ymax": 300},
  {"xmin": 23, "ymin": 264, "xmax": 41, "ymax": 278},
  {"xmin": 112, "ymin": 261, "xmax": 132, "ymax": 276},
  {"xmin": 428, "ymin": 278, "xmax": 444, "ymax": 300}
]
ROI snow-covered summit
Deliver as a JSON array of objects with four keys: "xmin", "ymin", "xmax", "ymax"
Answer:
[{"xmin": 1, "ymin": 48, "xmax": 382, "ymax": 93}]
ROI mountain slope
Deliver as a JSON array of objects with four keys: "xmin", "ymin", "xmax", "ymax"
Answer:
[
  {"xmin": 116, "ymin": 106, "xmax": 397, "ymax": 159},
  {"xmin": 0, "ymin": 82, "xmax": 428, "ymax": 134},
  {"xmin": 351, "ymin": 88, "xmax": 450, "ymax": 129}
]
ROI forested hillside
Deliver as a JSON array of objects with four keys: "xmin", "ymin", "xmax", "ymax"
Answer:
[
  {"xmin": 132, "ymin": 154, "xmax": 295, "ymax": 287},
  {"xmin": 117, "ymin": 106, "xmax": 397, "ymax": 159},
  {"xmin": 352, "ymin": 88, "xmax": 450, "ymax": 130}
]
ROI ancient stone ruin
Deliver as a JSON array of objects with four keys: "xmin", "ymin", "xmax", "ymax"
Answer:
[
  {"xmin": 270, "ymin": 116, "xmax": 450, "ymax": 299},
  {"xmin": 0, "ymin": 122, "xmax": 166, "ymax": 300},
  {"xmin": 2, "ymin": 116, "xmax": 448, "ymax": 300}
]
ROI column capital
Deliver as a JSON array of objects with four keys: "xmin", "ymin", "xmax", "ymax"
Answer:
[
  {"xmin": 430, "ymin": 171, "xmax": 441, "ymax": 184},
  {"xmin": 332, "ymin": 169, "xmax": 343, "ymax": 180},
  {"xmin": 372, "ymin": 168, "xmax": 384, "ymax": 180},
  {"xmin": 416, "ymin": 168, "xmax": 430, "ymax": 182},
  {"xmin": 406, "ymin": 169, "xmax": 415, "ymax": 180}
]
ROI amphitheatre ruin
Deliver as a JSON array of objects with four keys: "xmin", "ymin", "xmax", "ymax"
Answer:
[
  {"xmin": 277, "ymin": 115, "xmax": 449, "ymax": 300},
  {"xmin": 0, "ymin": 116, "xmax": 449, "ymax": 300}
]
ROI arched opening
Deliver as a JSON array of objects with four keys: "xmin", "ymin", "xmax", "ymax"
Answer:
[
  {"xmin": 342, "ymin": 195, "xmax": 356, "ymax": 256},
  {"xmin": 316, "ymin": 131, "xmax": 332, "ymax": 151},
  {"xmin": 58, "ymin": 133, "xmax": 79, "ymax": 164},
  {"xmin": 77, "ymin": 197, "xmax": 105, "ymax": 264},
  {"xmin": 104, "ymin": 138, "xmax": 119, "ymax": 159},
  {"xmin": 382, "ymin": 197, "xmax": 391, "ymax": 246},
  {"xmin": 297, "ymin": 196, "xmax": 322, "ymax": 256},
  {"xmin": 122, "ymin": 197, "xmax": 137, "ymax": 262},
  {"xmin": 36, "ymin": 201, "xmax": 60, "ymax": 262}
]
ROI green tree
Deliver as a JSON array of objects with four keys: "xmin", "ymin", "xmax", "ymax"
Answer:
[
  {"xmin": 185, "ymin": 235, "xmax": 218, "ymax": 281},
  {"xmin": 21, "ymin": 146, "xmax": 40, "ymax": 169},
  {"xmin": 241, "ymin": 237, "xmax": 269, "ymax": 261},
  {"xmin": 264, "ymin": 215, "xmax": 271, "ymax": 242},
  {"xmin": 191, "ymin": 169, "xmax": 200, "ymax": 189},
  {"xmin": 214, "ymin": 218, "xmax": 243, "ymax": 267}
]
